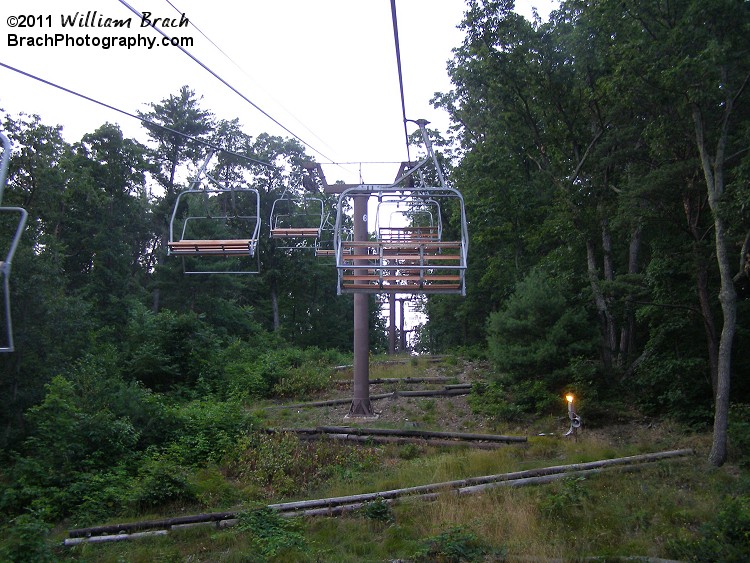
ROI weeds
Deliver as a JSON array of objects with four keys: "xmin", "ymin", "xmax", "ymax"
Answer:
[{"xmin": 412, "ymin": 526, "xmax": 504, "ymax": 562}]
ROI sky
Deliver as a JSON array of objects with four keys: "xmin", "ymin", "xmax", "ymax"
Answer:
[{"xmin": 0, "ymin": 0, "xmax": 558, "ymax": 185}]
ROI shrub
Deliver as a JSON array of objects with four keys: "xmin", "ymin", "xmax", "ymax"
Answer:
[
  {"xmin": 413, "ymin": 526, "xmax": 503, "ymax": 562},
  {"xmin": 539, "ymin": 477, "xmax": 590, "ymax": 520},
  {"xmin": 486, "ymin": 268, "xmax": 598, "ymax": 390},
  {"xmin": 235, "ymin": 507, "xmax": 309, "ymax": 559},
  {"xmin": 469, "ymin": 379, "xmax": 557, "ymax": 420},
  {"xmin": 130, "ymin": 450, "xmax": 196, "ymax": 510},
  {"xmin": 669, "ymin": 495, "xmax": 750, "ymax": 562},
  {"xmin": 124, "ymin": 305, "xmax": 223, "ymax": 391},
  {"xmin": 728, "ymin": 403, "xmax": 750, "ymax": 467},
  {"xmin": 0, "ymin": 513, "xmax": 55, "ymax": 563},
  {"xmin": 228, "ymin": 433, "xmax": 380, "ymax": 499},
  {"xmin": 167, "ymin": 399, "xmax": 256, "ymax": 466},
  {"xmin": 360, "ymin": 497, "xmax": 394, "ymax": 523}
]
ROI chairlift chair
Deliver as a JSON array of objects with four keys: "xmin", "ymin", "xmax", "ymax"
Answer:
[
  {"xmin": 331, "ymin": 119, "xmax": 468, "ymax": 295},
  {"xmin": 335, "ymin": 186, "xmax": 467, "ymax": 295},
  {"xmin": 376, "ymin": 197, "xmax": 441, "ymax": 244},
  {"xmin": 0, "ymin": 132, "xmax": 29, "ymax": 352},
  {"xmin": 314, "ymin": 207, "xmax": 338, "ymax": 258},
  {"xmin": 269, "ymin": 182, "xmax": 325, "ymax": 250},
  {"xmin": 168, "ymin": 152, "xmax": 261, "ymax": 274}
]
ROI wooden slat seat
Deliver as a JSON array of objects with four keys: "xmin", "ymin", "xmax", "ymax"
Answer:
[
  {"xmin": 342, "ymin": 240, "xmax": 460, "ymax": 250},
  {"xmin": 343, "ymin": 274, "xmax": 461, "ymax": 283},
  {"xmin": 315, "ymin": 249, "xmax": 336, "ymax": 257},
  {"xmin": 379, "ymin": 226, "xmax": 439, "ymax": 242},
  {"xmin": 168, "ymin": 239, "xmax": 256, "ymax": 256},
  {"xmin": 381, "ymin": 255, "xmax": 461, "ymax": 263},
  {"xmin": 271, "ymin": 227, "xmax": 320, "ymax": 238}
]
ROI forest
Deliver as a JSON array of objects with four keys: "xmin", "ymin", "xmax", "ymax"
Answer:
[{"xmin": 1, "ymin": 0, "xmax": 749, "ymax": 560}]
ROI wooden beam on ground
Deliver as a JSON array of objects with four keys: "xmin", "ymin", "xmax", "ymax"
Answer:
[{"xmin": 66, "ymin": 449, "xmax": 693, "ymax": 543}]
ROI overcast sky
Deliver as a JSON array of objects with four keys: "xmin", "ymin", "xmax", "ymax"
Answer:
[
  {"xmin": 1, "ymin": 0, "xmax": 557, "ymax": 184},
  {"xmin": 1, "ymin": 1, "xmax": 558, "ymax": 335}
]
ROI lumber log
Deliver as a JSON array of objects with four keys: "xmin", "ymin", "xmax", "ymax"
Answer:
[
  {"xmin": 69, "ymin": 511, "xmax": 238, "ymax": 538},
  {"xmin": 67, "ymin": 449, "xmax": 693, "ymax": 541},
  {"xmin": 268, "ymin": 392, "xmax": 395, "ymax": 409},
  {"xmin": 332, "ymin": 356, "xmax": 446, "ymax": 371},
  {"xmin": 64, "ymin": 530, "xmax": 167, "ymax": 546},
  {"xmin": 295, "ymin": 433, "xmax": 506, "ymax": 449},
  {"xmin": 368, "ymin": 376, "xmax": 453, "ymax": 384},
  {"xmin": 396, "ymin": 388, "xmax": 469, "ymax": 397},
  {"xmin": 267, "ymin": 386, "xmax": 470, "ymax": 410},
  {"xmin": 314, "ymin": 426, "xmax": 527, "ymax": 443}
]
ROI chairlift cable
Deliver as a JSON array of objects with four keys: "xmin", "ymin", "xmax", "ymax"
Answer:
[
  {"xmin": 0, "ymin": 62, "xmax": 275, "ymax": 169},
  {"xmin": 162, "ymin": 0, "xmax": 340, "ymax": 162},
  {"xmin": 390, "ymin": 0, "xmax": 411, "ymax": 162},
  {"xmin": 118, "ymin": 0, "xmax": 336, "ymax": 164}
]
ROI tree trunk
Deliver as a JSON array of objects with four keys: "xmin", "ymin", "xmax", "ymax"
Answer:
[
  {"xmin": 587, "ymin": 238, "xmax": 616, "ymax": 370},
  {"xmin": 692, "ymin": 103, "xmax": 738, "ymax": 467},
  {"xmin": 682, "ymin": 187, "xmax": 719, "ymax": 395},
  {"xmin": 619, "ymin": 225, "xmax": 641, "ymax": 365},
  {"xmin": 271, "ymin": 281, "xmax": 280, "ymax": 332}
]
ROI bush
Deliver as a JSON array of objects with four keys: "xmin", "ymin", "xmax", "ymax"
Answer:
[
  {"xmin": 669, "ymin": 495, "xmax": 750, "ymax": 562},
  {"xmin": 413, "ymin": 526, "xmax": 503, "ymax": 562},
  {"xmin": 0, "ymin": 513, "xmax": 55, "ymax": 563},
  {"xmin": 124, "ymin": 305, "xmax": 223, "ymax": 391},
  {"xmin": 360, "ymin": 497, "xmax": 394, "ymax": 523},
  {"xmin": 130, "ymin": 450, "xmax": 196, "ymax": 510},
  {"xmin": 486, "ymin": 268, "xmax": 598, "ymax": 396},
  {"xmin": 469, "ymin": 379, "xmax": 557, "ymax": 421},
  {"xmin": 235, "ymin": 507, "xmax": 309, "ymax": 559},
  {"xmin": 228, "ymin": 433, "xmax": 380, "ymax": 499},
  {"xmin": 167, "ymin": 399, "xmax": 256, "ymax": 466},
  {"xmin": 224, "ymin": 345, "xmax": 340, "ymax": 401},
  {"xmin": 728, "ymin": 404, "xmax": 750, "ymax": 467}
]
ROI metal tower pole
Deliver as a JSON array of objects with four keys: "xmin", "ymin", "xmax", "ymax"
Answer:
[
  {"xmin": 389, "ymin": 293, "xmax": 396, "ymax": 354},
  {"xmin": 349, "ymin": 193, "xmax": 374, "ymax": 417}
]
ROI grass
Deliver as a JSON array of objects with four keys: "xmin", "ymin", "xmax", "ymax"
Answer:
[
  {"xmin": 53, "ymin": 358, "xmax": 748, "ymax": 562},
  {"xmin": 59, "ymin": 432, "xmax": 740, "ymax": 561}
]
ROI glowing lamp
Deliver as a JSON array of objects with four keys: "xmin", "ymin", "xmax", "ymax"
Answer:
[{"xmin": 564, "ymin": 393, "xmax": 581, "ymax": 436}]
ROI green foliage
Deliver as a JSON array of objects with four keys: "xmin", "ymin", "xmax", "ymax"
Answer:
[
  {"xmin": 413, "ymin": 526, "xmax": 503, "ymax": 562},
  {"xmin": 360, "ymin": 497, "xmax": 394, "ymax": 524},
  {"xmin": 130, "ymin": 450, "xmax": 196, "ymax": 510},
  {"xmin": 669, "ymin": 495, "xmax": 750, "ymax": 562},
  {"xmin": 487, "ymin": 268, "xmax": 598, "ymax": 391},
  {"xmin": 189, "ymin": 466, "xmax": 241, "ymax": 508},
  {"xmin": 65, "ymin": 466, "xmax": 133, "ymax": 527},
  {"xmin": 166, "ymin": 398, "xmax": 255, "ymax": 466},
  {"xmin": 235, "ymin": 507, "xmax": 309, "ymax": 560},
  {"xmin": 540, "ymin": 477, "xmax": 590, "ymax": 520},
  {"xmin": 728, "ymin": 404, "xmax": 750, "ymax": 467},
  {"xmin": 228, "ymin": 433, "xmax": 379, "ymax": 499},
  {"xmin": 223, "ymin": 344, "xmax": 342, "ymax": 401},
  {"xmin": 469, "ymin": 379, "xmax": 558, "ymax": 421},
  {"xmin": 124, "ymin": 304, "xmax": 223, "ymax": 392},
  {"xmin": 0, "ymin": 513, "xmax": 54, "ymax": 563}
]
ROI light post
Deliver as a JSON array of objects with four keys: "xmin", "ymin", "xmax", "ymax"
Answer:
[{"xmin": 564, "ymin": 393, "xmax": 582, "ymax": 437}]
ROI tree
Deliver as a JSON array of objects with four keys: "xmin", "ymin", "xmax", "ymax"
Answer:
[
  {"xmin": 590, "ymin": 0, "xmax": 750, "ymax": 466},
  {"xmin": 138, "ymin": 86, "xmax": 215, "ymax": 312}
]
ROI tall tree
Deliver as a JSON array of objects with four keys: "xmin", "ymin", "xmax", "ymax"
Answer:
[
  {"xmin": 592, "ymin": 0, "xmax": 750, "ymax": 466},
  {"xmin": 138, "ymin": 86, "xmax": 215, "ymax": 311}
]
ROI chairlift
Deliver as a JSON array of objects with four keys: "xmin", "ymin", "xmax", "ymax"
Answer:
[
  {"xmin": 376, "ymin": 197, "xmax": 441, "ymax": 244},
  {"xmin": 332, "ymin": 120, "xmax": 468, "ymax": 295},
  {"xmin": 168, "ymin": 151, "xmax": 261, "ymax": 274},
  {"xmin": 314, "ymin": 207, "xmax": 338, "ymax": 258},
  {"xmin": 269, "ymin": 169, "xmax": 325, "ymax": 249},
  {"xmin": 0, "ymin": 132, "xmax": 29, "ymax": 352}
]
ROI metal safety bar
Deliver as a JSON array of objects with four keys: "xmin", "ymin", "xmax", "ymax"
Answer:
[{"xmin": 0, "ymin": 132, "xmax": 29, "ymax": 352}]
